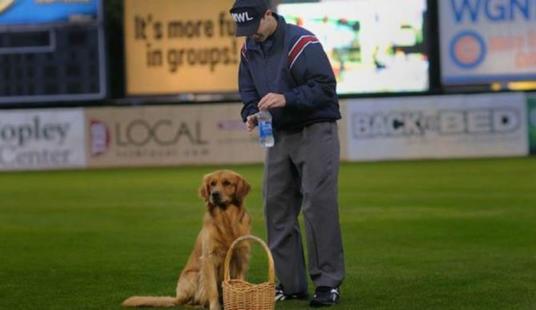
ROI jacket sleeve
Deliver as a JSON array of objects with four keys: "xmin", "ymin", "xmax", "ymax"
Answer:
[
  {"xmin": 284, "ymin": 39, "xmax": 337, "ymax": 110},
  {"xmin": 238, "ymin": 52, "xmax": 260, "ymax": 122}
]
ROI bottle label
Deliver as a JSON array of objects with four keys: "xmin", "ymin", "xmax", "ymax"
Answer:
[{"xmin": 259, "ymin": 120, "xmax": 272, "ymax": 137}]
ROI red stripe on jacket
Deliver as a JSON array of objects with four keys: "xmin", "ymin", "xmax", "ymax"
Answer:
[{"xmin": 288, "ymin": 35, "xmax": 319, "ymax": 68}]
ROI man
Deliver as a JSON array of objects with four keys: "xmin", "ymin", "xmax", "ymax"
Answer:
[{"xmin": 230, "ymin": 0, "xmax": 345, "ymax": 307}]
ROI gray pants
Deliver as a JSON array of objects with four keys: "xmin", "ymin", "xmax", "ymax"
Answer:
[{"xmin": 263, "ymin": 121, "xmax": 345, "ymax": 294}]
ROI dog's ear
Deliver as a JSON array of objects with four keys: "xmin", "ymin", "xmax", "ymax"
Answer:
[
  {"xmin": 199, "ymin": 174, "xmax": 210, "ymax": 201},
  {"xmin": 235, "ymin": 176, "xmax": 251, "ymax": 201}
]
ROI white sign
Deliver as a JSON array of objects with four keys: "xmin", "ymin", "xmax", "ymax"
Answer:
[
  {"xmin": 345, "ymin": 93, "xmax": 528, "ymax": 161},
  {"xmin": 0, "ymin": 109, "xmax": 86, "ymax": 170},
  {"xmin": 439, "ymin": 0, "xmax": 536, "ymax": 84},
  {"xmin": 85, "ymin": 104, "xmax": 264, "ymax": 168}
]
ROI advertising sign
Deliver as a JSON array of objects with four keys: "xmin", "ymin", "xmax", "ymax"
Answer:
[
  {"xmin": 439, "ymin": 0, "xmax": 536, "ymax": 84},
  {"xmin": 0, "ymin": 109, "xmax": 86, "ymax": 171},
  {"xmin": 124, "ymin": 0, "xmax": 242, "ymax": 95},
  {"xmin": 346, "ymin": 93, "xmax": 528, "ymax": 161},
  {"xmin": 279, "ymin": 0, "xmax": 429, "ymax": 94},
  {"xmin": 85, "ymin": 104, "xmax": 265, "ymax": 168},
  {"xmin": 0, "ymin": 0, "xmax": 100, "ymax": 25}
]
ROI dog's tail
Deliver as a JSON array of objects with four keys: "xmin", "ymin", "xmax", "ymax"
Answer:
[{"xmin": 121, "ymin": 296, "xmax": 178, "ymax": 307}]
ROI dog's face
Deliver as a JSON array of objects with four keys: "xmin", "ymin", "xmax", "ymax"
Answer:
[{"xmin": 199, "ymin": 170, "xmax": 250, "ymax": 207}]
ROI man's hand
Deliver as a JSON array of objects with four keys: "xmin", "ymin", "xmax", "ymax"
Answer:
[
  {"xmin": 245, "ymin": 114, "xmax": 258, "ymax": 132},
  {"xmin": 258, "ymin": 93, "xmax": 286, "ymax": 111}
]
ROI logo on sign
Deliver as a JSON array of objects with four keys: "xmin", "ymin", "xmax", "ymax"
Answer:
[
  {"xmin": 90, "ymin": 120, "xmax": 109, "ymax": 156},
  {"xmin": 88, "ymin": 118, "xmax": 209, "ymax": 158},
  {"xmin": 352, "ymin": 107, "xmax": 520, "ymax": 139},
  {"xmin": 450, "ymin": 31, "xmax": 486, "ymax": 69}
]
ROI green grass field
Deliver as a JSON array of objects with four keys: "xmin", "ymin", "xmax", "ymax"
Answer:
[{"xmin": 1, "ymin": 158, "xmax": 535, "ymax": 310}]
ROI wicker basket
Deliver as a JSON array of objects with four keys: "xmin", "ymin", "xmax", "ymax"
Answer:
[{"xmin": 222, "ymin": 235, "xmax": 275, "ymax": 310}]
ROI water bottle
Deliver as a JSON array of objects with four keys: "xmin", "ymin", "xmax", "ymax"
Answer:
[{"xmin": 257, "ymin": 110, "xmax": 274, "ymax": 148}]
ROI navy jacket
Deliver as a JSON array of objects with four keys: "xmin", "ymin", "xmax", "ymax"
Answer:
[{"xmin": 238, "ymin": 14, "xmax": 341, "ymax": 131}]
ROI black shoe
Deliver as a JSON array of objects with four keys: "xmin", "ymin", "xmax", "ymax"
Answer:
[
  {"xmin": 310, "ymin": 286, "xmax": 340, "ymax": 307},
  {"xmin": 274, "ymin": 284, "xmax": 309, "ymax": 301}
]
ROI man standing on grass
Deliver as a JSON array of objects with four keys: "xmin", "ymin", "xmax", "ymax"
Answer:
[{"xmin": 230, "ymin": 0, "xmax": 345, "ymax": 307}]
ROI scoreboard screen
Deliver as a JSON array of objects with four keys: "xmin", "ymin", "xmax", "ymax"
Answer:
[
  {"xmin": 278, "ymin": 0, "xmax": 429, "ymax": 95},
  {"xmin": 0, "ymin": 0, "xmax": 106, "ymax": 105}
]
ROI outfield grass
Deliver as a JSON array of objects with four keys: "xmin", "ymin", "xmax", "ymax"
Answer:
[{"xmin": 1, "ymin": 158, "xmax": 535, "ymax": 310}]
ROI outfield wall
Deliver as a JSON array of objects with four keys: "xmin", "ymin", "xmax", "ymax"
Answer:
[{"xmin": 0, "ymin": 92, "xmax": 533, "ymax": 171}]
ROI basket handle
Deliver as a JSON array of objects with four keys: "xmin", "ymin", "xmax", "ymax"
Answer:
[{"xmin": 223, "ymin": 235, "xmax": 275, "ymax": 283}]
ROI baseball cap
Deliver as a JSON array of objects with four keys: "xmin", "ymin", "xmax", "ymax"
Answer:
[{"xmin": 229, "ymin": 0, "xmax": 269, "ymax": 37}]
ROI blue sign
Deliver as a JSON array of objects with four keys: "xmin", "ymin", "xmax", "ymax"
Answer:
[
  {"xmin": 0, "ymin": 0, "xmax": 100, "ymax": 25},
  {"xmin": 440, "ymin": 0, "xmax": 536, "ymax": 85}
]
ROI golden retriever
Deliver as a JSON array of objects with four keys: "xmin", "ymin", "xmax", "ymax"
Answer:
[{"xmin": 122, "ymin": 170, "xmax": 252, "ymax": 310}]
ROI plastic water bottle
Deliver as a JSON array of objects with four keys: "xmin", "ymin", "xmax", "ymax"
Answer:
[{"xmin": 257, "ymin": 110, "xmax": 274, "ymax": 148}]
